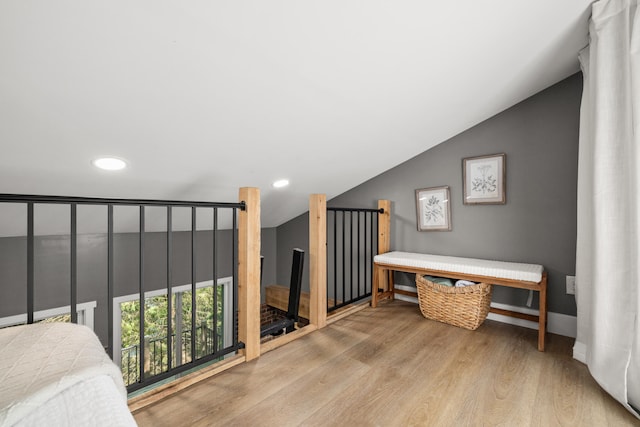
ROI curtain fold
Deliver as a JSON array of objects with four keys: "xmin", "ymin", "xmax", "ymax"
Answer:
[{"xmin": 575, "ymin": 0, "xmax": 640, "ymax": 418}]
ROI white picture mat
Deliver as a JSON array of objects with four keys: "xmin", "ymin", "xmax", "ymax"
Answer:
[
  {"xmin": 415, "ymin": 186, "xmax": 451, "ymax": 231},
  {"xmin": 464, "ymin": 154, "xmax": 505, "ymax": 204}
]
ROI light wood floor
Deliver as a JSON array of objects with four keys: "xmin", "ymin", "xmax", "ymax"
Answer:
[{"xmin": 133, "ymin": 301, "xmax": 639, "ymax": 426}]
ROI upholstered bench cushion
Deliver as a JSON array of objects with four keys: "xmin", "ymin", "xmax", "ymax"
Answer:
[{"xmin": 373, "ymin": 251, "xmax": 544, "ymax": 283}]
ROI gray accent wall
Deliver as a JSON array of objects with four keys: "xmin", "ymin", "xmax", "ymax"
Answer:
[
  {"xmin": 0, "ymin": 228, "xmax": 277, "ymax": 345},
  {"xmin": 261, "ymin": 227, "xmax": 277, "ymax": 296},
  {"xmin": 276, "ymin": 72, "xmax": 582, "ymax": 316},
  {"xmin": 275, "ymin": 212, "xmax": 309, "ymax": 293}
]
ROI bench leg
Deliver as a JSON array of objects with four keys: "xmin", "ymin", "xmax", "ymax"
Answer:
[
  {"xmin": 538, "ymin": 273, "xmax": 548, "ymax": 351},
  {"xmin": 372, "ymin": 265, "xmax": 396, "ymax": 307}
]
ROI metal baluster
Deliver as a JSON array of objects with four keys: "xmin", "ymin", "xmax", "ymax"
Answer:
[{"xmin": 70, "ymin": 203, "xmax": 77, "ymax": 324}]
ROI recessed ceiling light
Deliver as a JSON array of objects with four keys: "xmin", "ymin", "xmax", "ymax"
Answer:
[
  {"xmin": 92, "ymin": 157, "xmax": 127, "ymax": 171},
  {"xmin": 272, "ymin": 179, "xmax": 289, "ymax": 188}
]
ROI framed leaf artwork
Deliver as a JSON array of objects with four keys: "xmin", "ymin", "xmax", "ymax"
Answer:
[
  {"xmin": 415, "ymin": 186, "xmax": 451, "ymax": 231},
  {"xmin": 463, "ymin": 153, "xmax": 506, "ymax": 204}
]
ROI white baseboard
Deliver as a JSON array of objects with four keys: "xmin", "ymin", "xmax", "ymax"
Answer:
[
  {"xmin": 548, "ymin": 311, "xmax": 578, "ymax": 338},
  {"xmin": 394, "ymin": 284, "xmax": 419, "ymax": 304},
  {"xmin": 573, "ymin": 341, "xmax": 587, "ymax": 363},
  {"xmin": 393, "ymin": 284, "xmax": 577, "ymax": 338}
]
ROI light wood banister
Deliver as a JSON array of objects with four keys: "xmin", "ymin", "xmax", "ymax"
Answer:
[
  {"xmin": 238, "ymin": 187, "xmax": 261, "ymax": 361},
  {"xmin": 377, "ymin": 200, "xmax": 391, "ymax": 255},
  {"xmin": 309, "ymin": 194, "xmax": 327, "ymax": 328},
  {"xmin": 373, "ymin": 199, "xmax": 391, "ymax": 306}
]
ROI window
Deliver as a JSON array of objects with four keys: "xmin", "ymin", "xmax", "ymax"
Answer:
[
  {"xmin": 113, "ymin": 277, "xmax": 233, "ymax": 385},
  {"xmin": 0, "ymin": 301, "xmax": 97, "ymax": 329}
]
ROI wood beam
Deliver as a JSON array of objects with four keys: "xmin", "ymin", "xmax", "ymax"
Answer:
[
  {"xmin": 377, "ymin": 200, "xmax": 391, "ymax": 255},
  {"xmin": 375, "ymin": 199, "xmax": 392, "ymax": 300},
  {"xmin": 309, "ymin": 194, "xmax": 327, "ymax": 328},
  {"xmin": 238, "ymin": 187, "xmax": 261, "ymax": 361}
]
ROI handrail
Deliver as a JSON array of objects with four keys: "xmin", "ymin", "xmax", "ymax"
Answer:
[
  {"xmin": 327, "ymin": 207, "xmax": 384, "ymax": 213},
  {"xmin": 326, "ymin": 205, "xmax": 383, "ymax": 313},
  {"xmin": 0, "ymin": 191, "xmax": 248, "ymax": 393},
  {"xmin": 0, "ymin": 193, "xmax": 245, "ymax": 210}
]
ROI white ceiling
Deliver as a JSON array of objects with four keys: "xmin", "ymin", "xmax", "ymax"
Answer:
[{"xmin": 0, "ymin": 1, "xmax": 592, "ymax": 228}]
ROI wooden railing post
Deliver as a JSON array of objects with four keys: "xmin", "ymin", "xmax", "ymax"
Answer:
[
  {"xmin": 378, "ymin": 200, "xmax": 391, "ymax": 293},
  {"xmin": 378, "ymin": 200, "xmax": 391, "ymax": 254},
  {"xmin": 238, "ymin": 187, "xmax": 261, "ymax": 361},
  {"xmin": 309, "ymin": 194, "xmax": 327, "ymax": 328}
]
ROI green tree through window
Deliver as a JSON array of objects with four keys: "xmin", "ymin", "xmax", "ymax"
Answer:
[{"xmin": 120, "ymin": 284, "xmax": 224, "ymax": 386}]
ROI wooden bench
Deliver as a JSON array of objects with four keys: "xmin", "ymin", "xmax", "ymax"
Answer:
[{"xmin": 372, "ymin": 251, "xmax": 548, "ymax": 351}]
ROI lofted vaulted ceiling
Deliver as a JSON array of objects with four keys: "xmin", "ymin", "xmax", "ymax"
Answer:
[{"xmin": 0, "ymin": 1, "xmax": 592, "ymax": 228}]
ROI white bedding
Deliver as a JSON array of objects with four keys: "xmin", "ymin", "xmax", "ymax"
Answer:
[
  {"xmin": 374, "ymin": 251, "xmax": 544, "ymax": 283},
  {"xmin": 0, "ymin": 322, "xmax": 136, "ymax": 427}
]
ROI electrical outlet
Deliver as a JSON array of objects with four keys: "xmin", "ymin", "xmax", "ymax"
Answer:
[{"xmin": 566, "ymin": 275, "xmax": 576, "ymax": 295}]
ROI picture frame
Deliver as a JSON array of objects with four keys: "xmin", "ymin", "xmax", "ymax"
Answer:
[
  {"xmin": 415, "ymin": 186, "xmax": 451, "ymax": 231},
  {"xmin": 463, "ymin": 153, "xmax": 506, "ymax": 205}
]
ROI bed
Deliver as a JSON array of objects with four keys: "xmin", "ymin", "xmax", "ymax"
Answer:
[{"xmin": 0, "ymin": 322, "xmax": 137, "ymax": 426}]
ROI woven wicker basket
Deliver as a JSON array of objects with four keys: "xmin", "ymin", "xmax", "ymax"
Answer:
[{"xmin": 415, "ymin": 275, "xmax": 492, "ymax": 330}]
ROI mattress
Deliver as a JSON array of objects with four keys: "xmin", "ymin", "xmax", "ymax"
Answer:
[
  {"xmin": 374, "ymin": 251, "xmax": 544, "ymax": 283},
  {"xmin": 0, "ymin": 322, "xmax": 137, "ymax": 427}
]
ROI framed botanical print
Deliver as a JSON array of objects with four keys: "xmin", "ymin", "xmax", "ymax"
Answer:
[
  {"xmin": 463, "ymin": 153, "xmax": 506, "ymax": 204},
  {"xmin": 415, "ymin": 186, "xmax": 451, "ymax": 231}
]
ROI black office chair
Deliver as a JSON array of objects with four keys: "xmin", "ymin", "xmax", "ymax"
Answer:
[{"xmin": 260, "ymin": 249, "xmax": 304, "ymax": 337}]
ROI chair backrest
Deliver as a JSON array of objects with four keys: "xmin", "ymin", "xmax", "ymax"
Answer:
[{"xmin": 286, "ymin": 249, "xmax": 304, "ymax": 322}]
